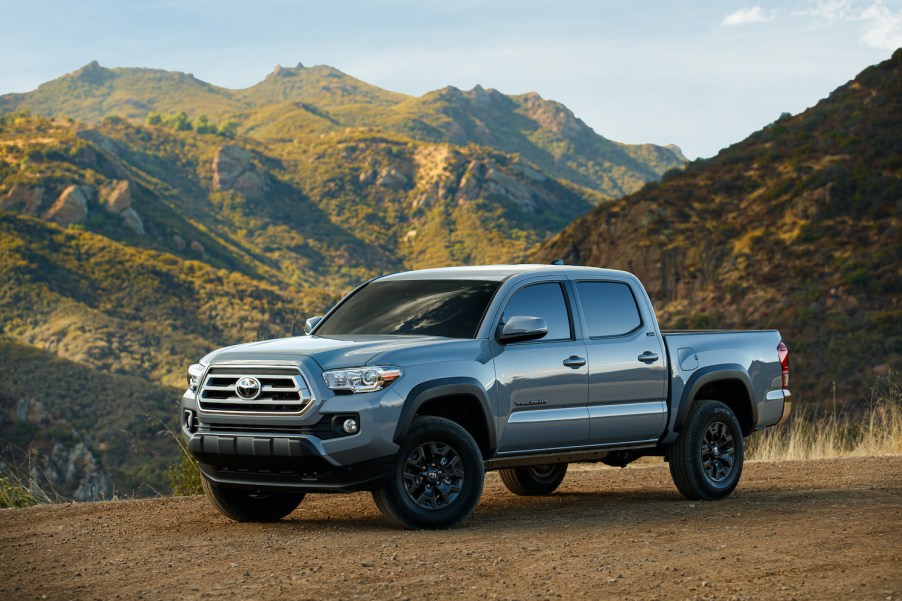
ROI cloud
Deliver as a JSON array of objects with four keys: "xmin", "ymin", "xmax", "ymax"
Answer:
[
  {"xmin": 793, "ymin": 0, "xmax": 857, "ymax": 23},
  {"xmin": 860, "ymin": 1, "xmax": 902, "ymax": 49},
  {"xmin": 722, "ymin": 6, "xmax": 775, "ymax": 26},
  {"xmin": 794, "ymin": 1, "xmax": 902, "ymax": 49}
]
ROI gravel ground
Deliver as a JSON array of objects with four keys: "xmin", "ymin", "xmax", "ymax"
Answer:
[{"xmin": 2, "ymin": 456, "xmax": 900, "ymax": 601}]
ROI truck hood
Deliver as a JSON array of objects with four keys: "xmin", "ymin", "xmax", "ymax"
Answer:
[{"xmin": 202, "ymin": 334, "xmax": 455, "ymax": 371}]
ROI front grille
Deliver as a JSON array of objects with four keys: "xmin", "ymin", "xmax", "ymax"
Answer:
[{"xmin": 198, "ymin": 365, "xmax": 313, "ymax": 415}]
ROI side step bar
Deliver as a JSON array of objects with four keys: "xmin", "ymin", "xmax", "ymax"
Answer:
[{"xmin": 484, "ymin": 442, "xmax": 658, "ymax": 470}]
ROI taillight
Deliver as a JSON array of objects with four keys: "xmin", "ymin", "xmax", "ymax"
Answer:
[{"xmin": 777, "ymin": 341, "xmax": 789, "ymax": 389}]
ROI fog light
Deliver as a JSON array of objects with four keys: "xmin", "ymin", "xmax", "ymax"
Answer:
[
  {"xmin": 184, "ymin": 409, "xmax": 196, "ymax": 433},
  {"xmin": 342, "ymin": 418, "xmax": 359, "ymax": 434}
]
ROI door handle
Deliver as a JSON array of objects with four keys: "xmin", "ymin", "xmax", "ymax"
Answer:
[
  {"xmin": 638, "ymin": 351, "xmax": 659, "ymax": 364},
  {"xmin": 563, "ymin": 355, "xmax": 586, "ymax": 369}
]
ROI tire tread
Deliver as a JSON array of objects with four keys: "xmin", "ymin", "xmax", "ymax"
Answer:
[
  {"xmin": 668, "ymin": 400, "xmax": 744, "ymax": 501},
  {"xmin": 499, "ymin": 464, "xmax": 568, "ymax": 496}
]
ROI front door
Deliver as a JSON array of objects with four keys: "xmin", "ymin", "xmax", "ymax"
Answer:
[{"xmin": 493, "ymin": 281, "xmax": 589, "ymax": 453}]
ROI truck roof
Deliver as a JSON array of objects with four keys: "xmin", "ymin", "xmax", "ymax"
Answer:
[{"xmin": 378, "ymin": 264, "xmax": 634, "ymax": 282}]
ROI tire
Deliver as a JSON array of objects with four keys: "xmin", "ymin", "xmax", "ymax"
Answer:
[
  {"xmin": 667, "ymin": 400, "xmax": 744, "ymax": 501},
  {"xmin": 202, "ymin": 477, "xmax": 304, "ymax": 522},
  {"xmin": 372, "ymin": 416, "xmax": 484, "ymax": 529},
  {"xmin": 499, "ymin": 463, "xmax": 568, "ymax": 496}
]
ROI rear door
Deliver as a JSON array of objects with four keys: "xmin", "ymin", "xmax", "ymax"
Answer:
[
  {"xmin": 573, "ymin": 279, "xmax": 668, "ymax": 444},
  {"xmin": 493, "ymin": 280, "xmax": 589, "ymax": 453}
]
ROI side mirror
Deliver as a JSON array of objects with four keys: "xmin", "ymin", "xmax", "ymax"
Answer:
[
  {"xmin": 497, "ymin": 316, "xmax": 548, "ymax": 344},
  {"xmin": 304, "ymin": 316, "xmax": 323, "ymax": 335}
]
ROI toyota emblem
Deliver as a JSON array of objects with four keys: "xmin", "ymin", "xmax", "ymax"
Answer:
[{"xmin": 235, "ymin": 377, "xmax": 261, "ymax": 399}]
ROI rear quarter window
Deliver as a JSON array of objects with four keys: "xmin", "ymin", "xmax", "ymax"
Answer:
[{"xmin": 575, "ymin": 281, "xmax": 643, "ymax": 337}]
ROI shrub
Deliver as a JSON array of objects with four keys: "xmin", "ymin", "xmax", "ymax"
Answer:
[
  {"xmin": 0, "ymin": 475, "xmax": 36, "ymax": 508},
  {"xmin": 167, "ymin": 450, "xmax": 202, "ymax": 496}
]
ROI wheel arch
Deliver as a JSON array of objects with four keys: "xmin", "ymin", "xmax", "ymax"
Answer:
[
  {"xmin": 393, "ymin": 378, "xmax": 496, "ymax": 457},
  {"xmin": 673, "ymin": 366, "xmax": 758, "ymax": 437}
]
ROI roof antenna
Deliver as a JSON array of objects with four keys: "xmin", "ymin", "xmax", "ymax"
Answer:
[{"xmin": 550, "ymin": 259, "xmax": 565, "ymax": 265}]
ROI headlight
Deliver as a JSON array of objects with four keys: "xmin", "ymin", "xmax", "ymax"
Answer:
[
  {"xmin": 187, "ymin": 363, "xmax": 205, "ymax": 391},
  {"xmin": 323, "ymin": 366, "xmax": 402, "ymax": 393}
]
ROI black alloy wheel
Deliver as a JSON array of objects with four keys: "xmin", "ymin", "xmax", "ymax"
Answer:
[
  {"xmin": 402, "ymin": 441, "xmax": 466, "ymax": 509},
  {"xmin": 700, "ymin": 421, "xmax": 736, "ymax": 483},
  {"xmin": 372, "ymin": 416, "xmax": 484, "ymax": 529}
]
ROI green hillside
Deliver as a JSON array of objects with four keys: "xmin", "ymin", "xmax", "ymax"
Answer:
[
  {"xmin": 0, "ymin": 112, "xmax": 599, "ymax": 284},
  {"xmin": 0, "ymin": 213, "xmax": 326, "ymax": 500},
  {"xmin": 0, "ymin": 61, "xmax": 686, "ymax": 199},
  {"xmin": 0, "ymin": 340, "xmax": 180, "ymax": 499},
  {"xmin": 0, "ymin": 64, "xmax": 631, "ymax": 499},
  {"xmin": 533, "ymin": 50, "xmax": 902, "ymax": 403}
]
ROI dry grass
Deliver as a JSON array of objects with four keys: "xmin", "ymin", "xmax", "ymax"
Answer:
[
  {"xmin": 0, "ymin": 445, "xmax": 65, "ymax": 508},
  {"xmin": 747, "ymin": 372, "xmax": 902, "ymax": 462}
]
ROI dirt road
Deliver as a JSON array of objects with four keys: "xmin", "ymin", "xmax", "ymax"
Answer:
[{"xmin": 2, "ymin": 457, "xmax": 900, "ymax": 600}]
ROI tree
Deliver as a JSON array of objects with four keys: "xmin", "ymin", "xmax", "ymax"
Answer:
[
  {"xmin": 218, "ymin": 120, "xmax": 238, "ymax": 139},
  {"xmin": 194, "ymin": 114, "xmax": 217, "ymax": 134},
  {"xmin": 166, "ymin": 111, "xmax": 193, "ymax": 131}
]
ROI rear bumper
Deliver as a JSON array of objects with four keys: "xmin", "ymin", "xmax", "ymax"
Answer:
[{"xmin": 777, "ymin": 390, "xmax": 792, "ymax": 425}]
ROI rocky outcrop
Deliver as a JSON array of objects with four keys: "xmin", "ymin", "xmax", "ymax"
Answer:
[
  {"xmin": 102, "ymin": 179, "xmax": 131, "ymax": 212},
  {"xmin": 119, "ymin": 208, "xmax": 145, "ymax": 235},
  {"xmin": 456, "ymin": 159, "xmax": 536, "ymax": 210},
  {"xmin": 666, "ymin": 144, "xmax": 688, "ymax": 162},
  {"xmin": 43, "ymin": 185, "xmax": 91, "ymax": 225},
  {"xmin": 39, "ymin": 441, "xmax": 113, "ymax": 502},
  {"xmin": 1, "ymin": 184, "xmax": 46, "ymax": 215},
  {"xmin": 376, "ymin": 167, "xmax": 408, "ymax": 190},
  {"xmin": 100, "ymin": 180, "xmax": 145, "ymax": 235},
  {"xmin": 5, "ymin": 397, "xmax": 114, "ymax": 502},
  {"xmin": 519, "ymin": 92, "xmax": 586, "ymax": 139},
  {"xmin": 212, "ymin": 145, "xmax": 266, "ymax": 200}
]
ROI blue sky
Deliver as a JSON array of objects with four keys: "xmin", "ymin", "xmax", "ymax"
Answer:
[{"xmin": 2, "ymin": 0, "xmax": 900, "ymax": 158}]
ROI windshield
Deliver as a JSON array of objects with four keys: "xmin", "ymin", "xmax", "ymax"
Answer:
[{"xmin": 315, "ymin": 279, "xmax": 500, "ymax": 338}]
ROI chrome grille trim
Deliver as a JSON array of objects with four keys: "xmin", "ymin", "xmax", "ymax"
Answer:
[{"xmin": 197, "ymin": 365, "xmax": 314, "ymax": 415}]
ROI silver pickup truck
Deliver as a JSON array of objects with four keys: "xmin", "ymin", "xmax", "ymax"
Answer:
[{"xmin": 181, "ymin": 264, "xmax": 791, "ymax": 529}]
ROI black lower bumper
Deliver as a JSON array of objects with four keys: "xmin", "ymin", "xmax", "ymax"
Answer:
[{"xmin": 188, "ymin": 432, "xmax": 392, "ymax": 492}]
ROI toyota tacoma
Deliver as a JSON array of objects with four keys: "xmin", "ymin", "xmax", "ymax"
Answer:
[{"xmin": 181, "ymin": 264, "xmax": 791, "ymax": 529}]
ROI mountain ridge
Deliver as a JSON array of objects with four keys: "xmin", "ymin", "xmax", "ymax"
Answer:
[
  {"xmin": 0, "ymin": 61, "xmax": 686, "ymax": 199},
  {"xmin": 531, "ymin": 49, "xmax": 902, "ymax": 401}
]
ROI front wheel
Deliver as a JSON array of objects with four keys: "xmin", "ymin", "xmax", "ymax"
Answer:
[
  {"xmin": 500, "ymin": 463, "xmax": 568, "ymax": 496},
  {"xmin": 667, "ymin": 400, "xmax": 744, "ymax": 501},
  {"xmin": 372, "ymin": 416, "xmax": 484, "ymax": 529},
  {"xmin": 202, "ymin": 477, "xmax": 304, "ymax": 522}
]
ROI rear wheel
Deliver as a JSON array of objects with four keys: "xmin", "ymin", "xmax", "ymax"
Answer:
[
  {"xmin": 499, "ymin": 463, "xmax": 568, "ymax": 496},
  {"xmin": 202, "ymin": 477, "xmax": 304, "ymax": 522},
  {"xmin": 667, "ymin": 400, "xmax": 744, "ymax": 501},
  {"xmin": 372, "ymin": 416, "xmax": 484, "ymax": 529}
]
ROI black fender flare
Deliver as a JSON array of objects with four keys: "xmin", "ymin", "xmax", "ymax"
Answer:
[
  {"xmin": 392, "ymin": 377, "xmax": 497, "ymax": 455},
  {"xmin": 670, "ymin": 364, "xmax": 757, "ymax": 438}
]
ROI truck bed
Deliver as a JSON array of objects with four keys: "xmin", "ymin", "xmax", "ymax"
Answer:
[{"xmin": 660, "ymin": 329, "xmax": 787, "ymax": 443}]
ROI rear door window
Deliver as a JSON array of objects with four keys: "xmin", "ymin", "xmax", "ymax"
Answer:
[{"xmin": 575, "ymin": 281, "xmax": 642, "ymax": 337}]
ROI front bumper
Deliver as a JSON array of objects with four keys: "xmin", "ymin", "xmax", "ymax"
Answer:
[
  {"xmin": 191, "ymin": 431, "xmax": 393, "ymax": 492},
  {"xmin": 180, "ymin": 363, "xmax": 406, "ymax": 491}
]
